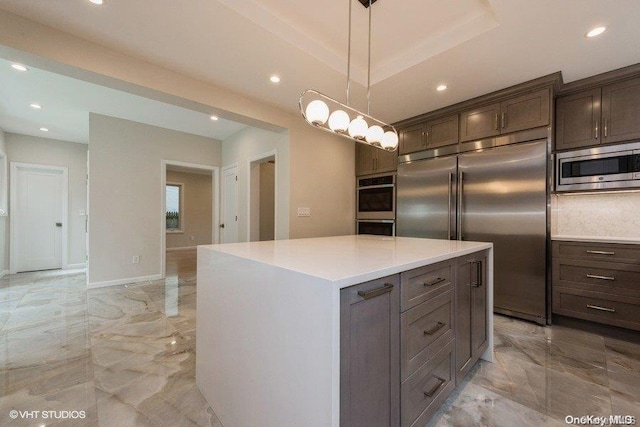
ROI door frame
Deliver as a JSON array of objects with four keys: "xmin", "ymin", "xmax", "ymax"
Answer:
[
  {"xmin": 10, "ymin": 162, "xmax": 69, "ymax": 274},
  {"xmin": 246, "ymin": 149, "xmax": 278, "ymax": 241},
  {"xmin": 221, "ymin": 163, "xmax": 239, "ymax": 243},
  {"xmin": 161, "ymin": 160, "xmax": 219, "ymax": 278}
]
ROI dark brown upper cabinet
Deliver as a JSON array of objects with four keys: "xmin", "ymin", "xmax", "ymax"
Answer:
[
  {"xmin": 356, "ymin": 143, "xmax": 397, "ymax": 176},
  {"xmin": 555, "ymin": 88, "xmax": 602, "ymax": 151},
  {"xmin": 460, "ymin": 89, "xmax": 550, "ymax": 143},
  {"xmin": 398, "ymin": 123, "xmax": 427, "ymax": 155},
  {"xmin": 602, "ymin": 77, "xmax": 640, "ymax": 145},
  {"xmin": 459, "ymin": 103, "xmax": 501, "ymax": 143},
  {"xmin": 399, "ymin": 114, "xmax": 459, "ymax": 155}
]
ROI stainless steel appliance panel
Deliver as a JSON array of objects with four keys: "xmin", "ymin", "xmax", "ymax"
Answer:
[
  {"xmin": 396, "ymin": 157, "xmax": 457, "ymax": 239},
  {"xmin": 357, "ymin": 220, "xmax": 395, "ymax": 236},
  {"xmin": 458, "ymin": 140, "xmax": 547, "ymax": 321},
  {"xmin": 357, "ymin": 174, "xmax": 396, "ymax": 220}
]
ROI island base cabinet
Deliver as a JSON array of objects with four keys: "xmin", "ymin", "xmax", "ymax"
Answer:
[
  {"xmin": 401, "ymin": 341, "xmax": 455, "ymax": 427},
  {"xmin": 455, "ymin": 251, "xmax": 489, "ymax": 384},
  {"xmin": 340, "ymin": 275, "xmax": 400, "ymax": 427}
]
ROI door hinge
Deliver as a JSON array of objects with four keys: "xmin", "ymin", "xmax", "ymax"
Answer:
[
  {"xmin": 235, "ymin": 176, "xmax": 238, "ymax": 181},
  {"xmin": 235, "ymin": 216, "xmax": 238, "ymax": 221}
]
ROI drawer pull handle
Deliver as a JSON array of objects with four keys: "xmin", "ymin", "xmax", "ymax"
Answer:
[
  {"xmin": 424, "ymin": 322, "xmax": 446, "ymax": 336},
  {"xmin": 586, "ymin": 304, "xmax": 616, "ymax": 313},
  {"xmin": 586, "ymin": 250, "xmax": 615, "ymax": 255},
  {"xmin": 424, "ymin": 377, "xmax": 446, "ymax": 398},
  {"xmin": 586, "ymin": 274, "xmax": 615, "ymax": 281},
  {"xmin": 357, "ymin": 283, "xmax": 394, "ymax": 300},
  {"xmin": 423, "ymin": 277, "xmax": 446, "ymax": 287}
]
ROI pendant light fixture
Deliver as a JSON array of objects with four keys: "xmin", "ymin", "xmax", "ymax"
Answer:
[{"xmin": 299, "ymin": 0, "xmax": 398, "ymax": 151}]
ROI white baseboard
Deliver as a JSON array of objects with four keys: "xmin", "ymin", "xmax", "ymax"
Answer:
[
  {"xmin": 64, "ymin": 263, "xmax": 87, "ymax": 270},
  {"xmin": 0, "ymin": 269, "xmax": 8, "ymax": 279},
  {"xmin": 87, "ymin": 273, "xmax": 163, "ymax": 289},
  {"xmin": 166, "ymin": 246, "xmax": 197, "ymax": 252}
]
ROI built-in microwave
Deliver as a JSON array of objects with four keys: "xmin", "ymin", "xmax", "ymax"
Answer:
[
  {"xmin": 556, "ymin": 142, "xmax": 640, "ymax": 192},
  {"xmin": 357, "ymin": 173, "xmax": 395, "ymax": 220}
]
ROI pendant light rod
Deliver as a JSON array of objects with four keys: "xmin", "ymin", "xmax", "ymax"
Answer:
[
  {"xmin": 346, "ymin": 0, "xmax": 352, "ymax": 106},
  {"xmin": 367, "ymin": 0, "xmax": 372, "ymax": 115}
]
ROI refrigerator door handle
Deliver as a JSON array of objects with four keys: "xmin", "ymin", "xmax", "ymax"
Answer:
[
  {"xmin": 457, "ymin": 170, "xmax": 464, "ymax": 240},
  {"xmin": 447, "ymin": 172, "xmax": 453, "ymax": 240}
]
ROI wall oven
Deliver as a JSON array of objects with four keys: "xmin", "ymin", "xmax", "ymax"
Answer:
[
  {"xmin": 357, "ymin": 173, "xmax": 396, "ymax": 220},
  {"xmin": 556, "ymin": 141, "xmax": 640, "ymax": 191},
  {"xmin": 357, "ymin": 220, "xmax": 395, "ymax": 237}
]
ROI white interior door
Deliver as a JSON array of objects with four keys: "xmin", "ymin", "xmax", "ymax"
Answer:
[
  {"xmin": 13, "ymin": 164, "xmax": 66, "ymax": 272},
  {"xmin": 221, "ymin": 165, "xmax": 238, "ymax": 243}
]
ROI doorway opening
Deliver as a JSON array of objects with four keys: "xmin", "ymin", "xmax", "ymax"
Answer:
[
  {"xmin": 248, "ymin": 150, "xmax": 277, "ymax": 242},
  {"xmin": 161, "ymin": 160, "xmax": 218, "ymax": 278},
  {"xmin": 10, "ymin": 162, "xmax": 69, "ymax": 274}
]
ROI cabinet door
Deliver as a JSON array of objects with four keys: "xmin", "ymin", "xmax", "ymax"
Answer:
[
  {"xmin": 399, "ymin": 123, "xmax": 427, "ymax": 155},
  {"xmin": 454, "ymin": 257, "xmax": 472, "ymax": 383},
  {"xmin": 356, "ymin": 143, "xmax": 377, "ymax": 176},
  {"xmin": 500, "ymin": 88, "xmax": 550, "ymax": 134},
  {"xmin": 375, "ymin": 148, "xmax": 398, "ymax": 173},
  {"xmin": 459, "ymin": 103, "xmax": 501, "ymax": 142},
  {"xmin": 471, "ymin": 252, "xmax": 488, "ymax": 361},
  {"xmin": 555, "ymin": 88, "xmax": 601, "ymax": 151},
  {"xmin": 602, "ymin": 77, "xmax": 640, "ymax": 144},
  {"xmin": 340, "ymin": 275, "xmax": 400, "ymax": 427},
  {"xmin": 426, "ymin": 115, "xmax": 459, "ymax": 149}
]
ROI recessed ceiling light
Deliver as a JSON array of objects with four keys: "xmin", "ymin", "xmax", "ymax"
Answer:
[
  {"xmin": 40, "ymin": 127, "xmax": 49, "ymax": 132},
  {"xmin": 436, "ymin": 84, "xmax": 448, "ymax": 92},
  {"xmin": 586, "ymin": 26, "xmax": 606, "ymax": 38},
  {"xmin": 210, "ymin": 115, "xmax": 219, "ymax": 121},
  {"xmin": 30, "ymin": 103, "xmax": 43, "ymax": 109},
  {"xmin": 270, "ymin": 75, "xmax": 281, "ymax": 84},
  {"xmin": 89, "ymin": 0, "xmax": 104, "ymax": 4},
  {"xmin": 11, "ymin": 63, "xmax": 28, "ymax": 72}
]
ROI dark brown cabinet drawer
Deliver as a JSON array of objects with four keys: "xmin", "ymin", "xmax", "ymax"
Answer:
[
  {"xmin": 401, "ymin": 340, "xmax": 455, "ymax": 427},
  {"xmin": 553, "ymin": 288, "xmax": 640, "ymax": 331},
  {"xmin": 553, "ymin": 258, "xmax": 640, "ymax": 298},
  {"xmin": 400, "ymin": 291, "xmax": 453, "ymax": 380},
  {"xmin": 400, "ymin": 259, "xmax": 453, "ymax": 311},
  {"xmin": 552, "ymin": 241, "xmax": 640, "ymax": 264}
]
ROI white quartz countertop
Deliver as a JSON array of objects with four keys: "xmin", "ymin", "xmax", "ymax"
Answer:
[
  {"xmin": 551, "ymin": 235, "xmax": 640, "ymax": 245},
  {"xmin": 199, "ymin": 235, "xmax": 492, "ymax": 288}
]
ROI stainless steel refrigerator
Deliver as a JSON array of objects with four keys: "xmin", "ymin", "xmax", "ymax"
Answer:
[{"xmin": 396, "ymin": 137, "xmax": 549, "ymax": 324}]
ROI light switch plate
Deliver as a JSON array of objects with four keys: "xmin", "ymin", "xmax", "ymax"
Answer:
[
  {"xmin": 79, "ymin": 209, "xmax": 86, "ymax": 216},
  {"xmin": 297, "ymin": 207, "xmax": 311, "ymax": 217}
]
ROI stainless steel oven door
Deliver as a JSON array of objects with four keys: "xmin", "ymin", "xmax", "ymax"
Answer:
[
  {"xmin": 357, "ymin": 220, "xmax": 395, "ymax": 236},
  {"xmin": 357, "ymin": 184, "xmax": 396, "ymax": 220}
]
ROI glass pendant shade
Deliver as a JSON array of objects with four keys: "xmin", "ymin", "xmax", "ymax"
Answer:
[
  {"xmin": 381, "ymin": 131, "xmax": 399, "ymax": 149},
  {"xmin": 305, "ymin": 100, "xmax": 330, "ymax": 125},
  {"xmin": 328, "ymin": 110, "xmax": 350, "ymax": 132},
  {"xmin": 366, "ymin": 125, "xmax": 384, "ymax": 144},
  {"xmin": 348, "ymin": 116, "xmax": 368, "ymax": 140}
]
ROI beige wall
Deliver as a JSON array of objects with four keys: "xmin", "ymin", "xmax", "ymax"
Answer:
[
  {"xmin": 166, "ymin": 170, "xmax": 213, "ymax": 249},
  {"xmin": 260, "ymin": 162, "xmax": 275, "ymax": 241},
  {"xmin": 0, "ymin": 128, "xmax": 7, "ymax": 275},
  {"xmin": 5, "ymin": 133, "xmax": 88, "ymax": 267},
  {"xmin": 222, "ymin": 127, "xmax": 290, "ymax": 242},
  {"xmin": 0, "ymin": 10, "xmax": 356, "ymax": 243},
  {"xmin": 89, "ymin": 114, "xmax": 222, "ymax": 287}
]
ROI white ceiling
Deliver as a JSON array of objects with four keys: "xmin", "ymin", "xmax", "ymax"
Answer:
[
  {"xmin": 0, "ymin": 58, "xmax": 246, "ymax": 144},
  {"xmin": 0, "ymin": 0, "xmax": 639, "ymax": 124}
]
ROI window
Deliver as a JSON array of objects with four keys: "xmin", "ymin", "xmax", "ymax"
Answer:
[{"xmin": 166, "ymin": 183, "xmax": 183, "ymax": 232}]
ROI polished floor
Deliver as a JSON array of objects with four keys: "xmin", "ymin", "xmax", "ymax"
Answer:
[{"xmin": 1, "ymin": 250, "xmax": 639, "ymax": 426}]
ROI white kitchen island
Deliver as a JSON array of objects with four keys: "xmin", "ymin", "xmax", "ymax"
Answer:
[{"xmin": 196, "ymin": 235, "xmax": 493, "ymax": 427}]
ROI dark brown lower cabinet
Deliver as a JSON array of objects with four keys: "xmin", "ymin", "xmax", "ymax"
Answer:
[
  {"xmin": 340, "ymin": 275, "xmax": 400, "ymax": 427},
  {"xmin": 455, "ymin": 251, "xmax": 488, "ymax": 383},
  {"xmin": 340, "ymin": 249, "xmax": 489, "ymax": 427}
]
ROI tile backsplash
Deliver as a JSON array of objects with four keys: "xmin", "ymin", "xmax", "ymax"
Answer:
[{"xmin": 551, "ymin": 191, "xmax": 640, "ymax": 238}]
